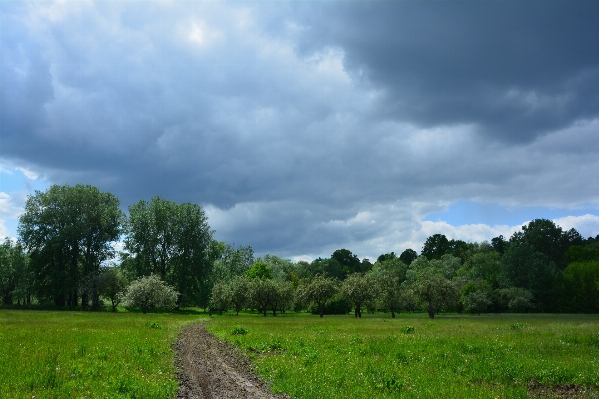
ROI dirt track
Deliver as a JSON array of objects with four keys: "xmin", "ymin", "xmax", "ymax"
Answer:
[{"xmin": 175, "ymin": 322, "xmax": 290, "ymax": 399}]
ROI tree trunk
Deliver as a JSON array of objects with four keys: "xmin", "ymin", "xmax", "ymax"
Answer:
[
  {"xmin": 391, "ymin": 310, "xmax": 395, "ymax": 319},
  {"xmin": 427, "ymin": 302, "xmax": 435, "ymax": 319},
  {"xmin": 319, "ymin": 305, "xmax": 324, "ymax": 318}
]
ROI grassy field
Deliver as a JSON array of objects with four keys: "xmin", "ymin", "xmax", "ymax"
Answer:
[
  {"xmin": 2, "ymin": 310, "xmax": 598, "ymax": 399},
  {"xmin": 0, "ymin": 309, "xmax": 203, "ymax": 399},
  {"xmin": 207, "ymin": 312, "xmax": 599, "ymax": 399}
]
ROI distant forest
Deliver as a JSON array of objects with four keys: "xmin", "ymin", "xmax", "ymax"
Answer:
[{"xmin": 1, "ymin": 184, "xmax": 598, "ymax": 317}]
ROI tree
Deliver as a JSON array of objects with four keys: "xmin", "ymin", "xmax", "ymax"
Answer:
[
  {"xmin": 124, "ymin": 274, "xmax": 178, "ymax": 314},
  {"xmin": 491, "ymin": 235, "xmax": 507, "ymax": 255},
  {"xmin": 245, "ymin": 261, "xmax": 273, "ymax": 279},
  {"xmin": 18, "ymin": 184, "xmax": 123, "ymax": 307},
  {"xmin": 340, "ymin": 273, "xmax": 377, "ymax": 318},
  {"xmin": 124, "ymin": 197, "xmax": 213, "ymax": 308},
  {"xmin": 0, "ymin": 238, "xmax": 28, "ymax": 305},
  {"xmin": 500, "ymin": 240, "xmax": 559, "ymax": 311},
  {"xmin": 261, "ymin": 254, "xmax": 296, "ymax": 282},
  {"xmin": 515, "ymin": 219, "xmax": 581, "ymax": 270},
  {"xmin": 97, "ymin": 267, "xmax": 128, "ymax": 312},
  {"xmin": 496, "ymin": 287, "xmax": 534, "ymax": 312},
  {"xmin": 457, "ymin": 248, "xmax": 502, "ymax": 289},
  {"xmin": 462, "ymin": 290, "xmax": 492, "ymax": 315},
  {"xmin": 376, "ymin": 273, "xmax": 402, "ymax": 318},
  {"xmin": 563, "ymin": 261, "xmax": 599, "ymax": 313},
  {"xmin": 564, "ymin": 246, "xmax": 599, "ymax": 264},
  {"xmin": 211, "ymin": 243, "xmax": 254, "ymax": 282},
  {"xmin": 399, "ymin": 249, "xmax": 418, "ymax": 265},
  {"xmin": 248, "ymin": 277, "xmax": 278, "ymax": 316},
  {"xmin": 412, "ymin": 268, "xmax": 458, "ymax": 319},
  {"xmin": 209, "ymin": 281, "xmax": 230, "ymax": 315},
  {"xmin": 298, "ymin": 274, "xmax": 339, "ymax": 318},
  {"xmin": 332, "ymin": 249, "xmax": 366, "ymax": 277},
  {"xmin": 421, "ymin": 234, "xmax": 450, "ymax": 260},
  {"xmin": 229, "ymin": 275, "xmax": 251, "ymax": 316},
  {"xmin": 461, "ymin": 280, "xmax": 493, "ymax": 315}
]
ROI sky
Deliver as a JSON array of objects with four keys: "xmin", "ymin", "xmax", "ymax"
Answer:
[{"xmin": 1, "ymin": 1, "xmax": 599, "ymax": 262}]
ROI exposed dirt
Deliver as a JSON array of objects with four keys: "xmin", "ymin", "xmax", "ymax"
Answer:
[
  {"xmin": 528, "ymin": 378, "xmax": 599, "ymax": 398},
  {"xmin": 174, "ymin": 322, "xmax": 290, "ymax": 399}
]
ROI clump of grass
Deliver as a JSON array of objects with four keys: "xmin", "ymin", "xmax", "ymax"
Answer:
[
  {"xmin": 401, "ymin": 325, "xmax": 415, "ymax": 334},
  {"xmin": 147, "ymin": 321, "xmax": 163, "ymax": 329},
  {"xmin": 231, "ymin": 326, "xmax": 248, "ymax": 335},
  {"xmin": 510, "ymin": 322, "xmax": 525, "ymax": 330}
]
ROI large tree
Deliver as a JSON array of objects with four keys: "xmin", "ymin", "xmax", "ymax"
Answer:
[
  {"xmin": 18, "ymin": 184, "xmax": 123, "ymax": 307},
  {"xmin": 421, "ymin": 234, "xmax": 450, "ymax": 260},
  {"xmin": 298, "ymin": 274, "xmax": 339, "ymax": 318},
  {"xmin": 340, "ymin": 273, "xmax": 377, "ymax": 318},
  {"xmin": 124, "ymin": 197, "xmax": 213, "ymax": 307}
]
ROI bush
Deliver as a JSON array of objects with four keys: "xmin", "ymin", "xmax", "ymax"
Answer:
[
  {"xmin": 124, "ymin": 274, "xmax": 179, "ymax": 314},
  {"xmin": 309, "ymin": 293, "xmax": 351, "ymax": 315},
  {"xmin": 401, "ymin": 325, "xmax": 415, "ymax": 334}
]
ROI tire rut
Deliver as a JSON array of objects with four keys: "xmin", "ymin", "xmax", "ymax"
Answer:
[{"xmin": 175, "ymin": 322, "xmax": 290, "ymax": 399}]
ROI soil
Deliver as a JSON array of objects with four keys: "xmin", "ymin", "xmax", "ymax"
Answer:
[
  {"xmin": 527, "ymin": 378, "xmax": 599, "ymax": 398},
  {"xmin": 174, "ymin": 322, "xmax": 290, "ymax": 399}
]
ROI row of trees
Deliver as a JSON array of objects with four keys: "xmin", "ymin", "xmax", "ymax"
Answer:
[
  {"xmin": 1, "ymin": 183, "xmax": 598, "ymax": 315},
  {"xmin": 204, "ymin": 219, "xmax": 599, "ymax": 317}
]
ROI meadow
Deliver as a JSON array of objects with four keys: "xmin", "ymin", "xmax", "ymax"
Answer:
[
  {"xmin": 207, "ymin": 313, "xmax": 599, "ymax": 399},
  {"xmin": 1, "ymin": 310, "xmax": 598, "ymax": 399},
  {"xmin": 0, "ymin": 309, "xmax": 203, "ymax": 399}
]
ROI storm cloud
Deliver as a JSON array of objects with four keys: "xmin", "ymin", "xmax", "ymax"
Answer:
[{"xmin": 1, "ymin": 1, "xmax": 598, "ymax": 260}]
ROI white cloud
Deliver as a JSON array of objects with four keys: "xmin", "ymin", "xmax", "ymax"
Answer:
[{"xmin": 553, "ymin": 214, "xmax": 599, "ymax": 238}]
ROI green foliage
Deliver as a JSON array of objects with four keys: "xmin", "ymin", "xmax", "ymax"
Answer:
[
  {"xmin": 421, "ymin": 234, "xmax": 450, "ymax": 260},
  {"xmin": 399, "ymin": 248, "xmax": 418, "ymax": 265},
  {"xmin": 340, "ymin": 273, "xmax": 377, "ymax": 318},
  {"xmin": 124, "ymin": 274, "xmax": 179, "ymax": 314},
  {"xmin": 401, "ymin": 325, "xmax": 415, "ymax": 333},
  {"xmin": 97, "ymin": 267, "xmax": 128, "ymax": 312},
  {"xmin": 298, "ymin": 274, "xmax": 339, "ymax": 317},
  {"xmin": 246, "ymin": 261, "xmax": 273, "ymax": 279},
  {"xmin": 209, "ymin": 280, "xmax": 230, "ymax": 315},
  {"xmin": 0, "ymin": 238, "xmax": 32, "ymax": 305},
  {"xmin": 211, "ymin": 243, "xmax": 254, "ymax": 282},
  {"xmin": 565, "ymin": 246, "xmax": 599, "ymax": 264},
  {"xmin": 408, "ymin": 257, "xmax": 459, "ymax": 318},
  {"xmin": 307, "ymin": 293, "xmax": 351, "ymax": 315},
  {"xmin": 496, "ymin": 287, "xmax": 535, "ymax": 312},
  {"xmin": 18, "ymin": 184, "xmax": 124, "ymax": 307},
  {"xmin": 563, "ymin": 261, "xmax": 599, "ymax": 313},
  {"xmin": 124, "ymin": 197, "xmax": 213, "ymax": 307},
  {"xmin": 231, "ymin": 326, "xmax": 248, "ymax": 335},
  {"xmin": 0, "ymin": 310, "xmax": 200, "ymax": 399}
]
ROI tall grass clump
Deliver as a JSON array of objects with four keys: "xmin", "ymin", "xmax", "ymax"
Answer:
[{"xmin": 0, "ymin": 310, "xmax": 201, "ymax": 399}]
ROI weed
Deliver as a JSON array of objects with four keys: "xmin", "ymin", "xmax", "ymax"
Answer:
[
  {"xmin": 402, "ymin": 325, "xmax": 415, "ymax": 334},
  {"xmin": 231, "ymin": 326, "xmax": 248, "ymax": 335}
]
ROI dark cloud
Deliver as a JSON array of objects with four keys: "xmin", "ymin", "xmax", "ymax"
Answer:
[
  {"xmin": 1, "ymin": 1, "xmax": 598, "ymax": 258},
  {"xmin": 295, "ymin": 1, "xmax": 599, "ymax": 142}
]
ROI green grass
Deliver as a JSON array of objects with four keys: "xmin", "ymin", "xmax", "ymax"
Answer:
[
  {"xmin": 207, "ymin": 312, "xmax": 599, "ymax": 399},
  {"xmin": 0, "ymin": 309, "xmax": 204, "ymax": 399}
]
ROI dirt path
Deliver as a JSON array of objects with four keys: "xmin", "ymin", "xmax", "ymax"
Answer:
[{"xmin": 174, "ymin": 322, "xmax": 290, "ymax": 399}]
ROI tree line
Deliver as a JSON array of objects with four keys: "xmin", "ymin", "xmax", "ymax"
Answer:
[{"xmin": 1, "ymin": 184, "xmax": 598, "ymax": 316}]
